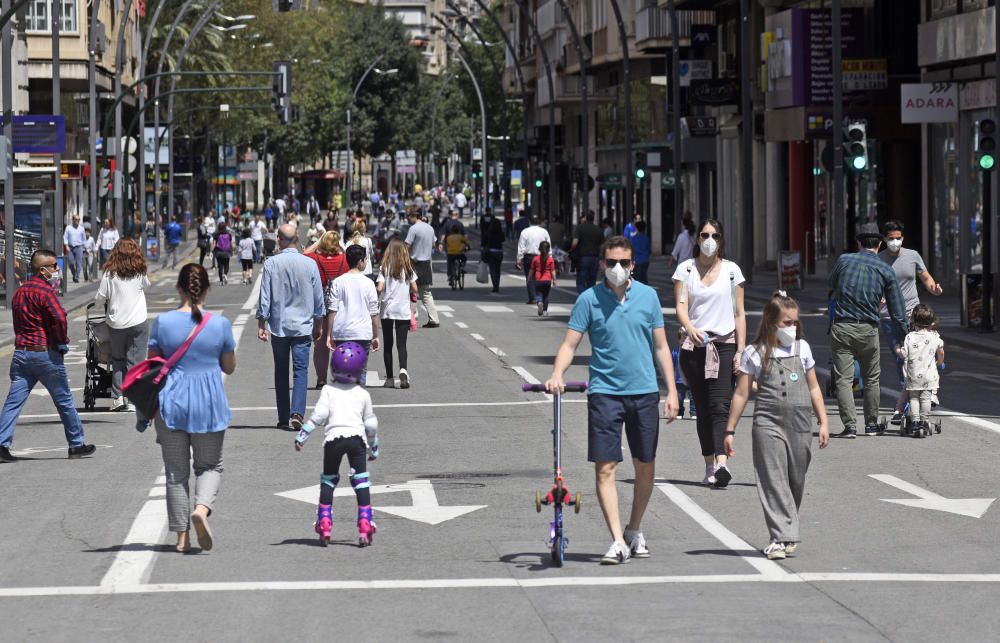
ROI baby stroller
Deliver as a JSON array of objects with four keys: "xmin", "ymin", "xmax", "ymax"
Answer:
[{"xmin": 83, "ymin": 303, "xmax": 114, "ymax": 411}]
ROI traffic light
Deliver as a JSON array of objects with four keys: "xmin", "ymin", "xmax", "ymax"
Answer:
[
  {"xmin": 977, "ymin": 119, "xmax": 997, "ymax": 171},
  {"xmin": 534, "ymin": 177, "xmax": 543, "ymax": 189},
  {"xmin": 471, "ymin": 160, "xmax": 482, "ymax": 180},
  {"xmin": 846, "ymin": 122, "xmax": 868, "ymax": 171},
  {"xmin": 634, "ymin": 152, "xmax": 646, "ymax": 181},
  {"xmin": 272, "ymin": 61, "xmax": 292, "ymax": 124}
]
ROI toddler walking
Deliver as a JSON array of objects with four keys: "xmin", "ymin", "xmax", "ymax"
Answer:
[
  {"xmin": 295, "ymin": 342, "xmax": 381, "ymax": 547},
  {"xmin": 897, "ymin": 304, "xmax": 944, "ymax": 438},
  {"xmin": 530, "ymin": 241, "xmax": 557, "ymax": 316},
  {"xmin": 724, "ymin": 292, "xmax": 829, "ymax": 560}
]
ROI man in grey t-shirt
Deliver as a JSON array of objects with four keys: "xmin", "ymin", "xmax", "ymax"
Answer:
[
  {"xmin": 879, "ymin": 219, "xmax": 943, "ymax": 421},
  {"xmin": 405, "ymin": 207, "xmax": 440, "ymax": 328}
]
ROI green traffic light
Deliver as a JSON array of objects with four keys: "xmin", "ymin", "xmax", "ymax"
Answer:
[
  {"xmin": 981, "ymin": 154, "xmax": 996, "ymax": 171},
  {"xmin": 534, "ymin": 179, "xmax": 543, "ymax": 188},
  {"xmin": 851, "ymin": 156, "xmax": 867, "ymax": 171},
  {"xmin": 635, "ymin": 168, "xmax": 646, "ymax": 179}
]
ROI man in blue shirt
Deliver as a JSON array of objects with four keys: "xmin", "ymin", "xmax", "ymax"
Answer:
[
  {"xmin": 162, "ymin": 218, "xmax": 183, "ymax": 269},
  {"xmin": 546, "ymin": 236, "xmax": 679, "ymax": 565},
  {"xmin": 631, "ymin": 221, "xmax": 652, "ymax": 283},
  {"xmin": 829, "ymin": 226, "xmax": 908, "ymax": 438},
  {"xmin": 257, "ymin": 224, "xmax": 325, "ymax": 431},
  {"xmin": 62, "ymin": 215, "xmax": 86, "ymax": 283}
]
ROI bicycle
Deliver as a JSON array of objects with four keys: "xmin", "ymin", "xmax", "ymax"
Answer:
[
  {"xmin": 448, "ymin": 254, "xmax": 467, "ymax": 291},
  {"xmin": 522, "ymin": 381, "xmax": 588, "ymax": 567}
]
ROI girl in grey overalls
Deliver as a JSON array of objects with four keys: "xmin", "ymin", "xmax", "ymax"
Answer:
[{"xmin": 724, "ymin": 293, "xmax": 830, "ymax": 560}]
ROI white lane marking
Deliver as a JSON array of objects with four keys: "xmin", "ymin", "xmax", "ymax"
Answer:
[
  {"xmin": 869, "ymin": 474, "xmax": 995, "ymax": 518},
  {"xmin": 435, "ymin": 305, "xmax": 455, "ymax": 312},
  {"xmin": 99, "ymin": 495, "xmax": 168, "ymax": 588},
  {"xmin": 488, "ymin": 347, "xmax": 506, "ymax": 357},
  {"xmin": 242, "ymin": 271, "xmax": 263, "ymax": 311},
  {"xmin": 30, "ymin": 387, "xmax": 82, "ymax": 398},
  {"xmin": 661, "ymin": 307, "xmax": 677, "ymax": 315},
  {"xmin": 365, "ymin": 371, "xmax": 385, "ymax": 387},
  {"xmin": 814, "ymin": 365, "xmax": 1000, "ymax": 436},
  {"xmin": 512, "ymin": 367, "xmax": 540, "ymax": 385},
  {"xmin": 16, "ymin": 572, "xmax": 1000, "ymax": 596},
  {"xmin": 655, "ymin": 482, "xmax": 790, "ymax": 580},
  {"xmin": 477, "ymin": 305, "xmax": 513, "ymax": 313},
  {"xmin": 455, "ymin": 322, "xmax": 469, "ymax": 329},
  {"xmin": 547, "ymin": 305, "xmax": 570, "ymax": 314},
  {"xmin": 470, "ymin": 333, "xmax": 485, "ymax": 341},
  {"xmin": 441, "ymin": 311, "xmax": 454, "ymax": 318}
]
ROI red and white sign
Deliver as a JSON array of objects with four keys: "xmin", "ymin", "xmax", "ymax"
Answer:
[{"xmin": 901, "ymin": 83, "xmax": 959, "ymax": 123}]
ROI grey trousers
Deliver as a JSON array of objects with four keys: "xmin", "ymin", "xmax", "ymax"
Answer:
[
  {"xmin": 830, "ymin": 321, "xmax": 881, "ymax": 428},
  {"xmin": 155, "ymin": 420, "xmax": 225, "ymax": 533},
  {"xmin": 909, "ymin": 389, "xmax": 934, "ymax": 422},
  {"xmin": 418, "ymin": 285, "xmax": 439, "ymax": 324},
  {"xmin": 753, "ymin": 422, "xmax": 813, "ymax": 543},
  {"xmin": 109, "ymin": 322, "xmax": 149, "ymax": 398}
]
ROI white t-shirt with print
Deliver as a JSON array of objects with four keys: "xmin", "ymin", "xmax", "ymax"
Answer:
[
  {"xmin": 739, "ymin": 340, "xmax": 815, "ymax": 380},
  {"xmin": 377, "ymin": 269, "xmax": 417, "ymax": 320},
  {"xmin": 899, "ymin": 329, "xmax": 943, "ymax": 391},
  {"xmin": 239, "ymin": 238, "xmax": 255, "ymax": 261},
  {"xmin": 672, "ymin": 258, "xmax": 745, "ymax": 336},
  {"xmin": 328, "ymin": 272, "xmax": 379, "ymax": 340}
]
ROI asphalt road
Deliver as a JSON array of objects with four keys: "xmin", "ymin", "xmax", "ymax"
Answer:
[{"xmin": 1, "ymin": 244, "xmax": 998, "ymax": 642}]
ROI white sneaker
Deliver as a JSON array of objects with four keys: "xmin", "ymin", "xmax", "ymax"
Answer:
[
  {"xmin": 713, "ymin": 463, "xmax": 733, "ymax": 488},
  {"xmin": 110, "ymin": 396, "xmax": 127, "ymax": 412},
  {"xmin": 702, "ymin": 464, "xmax": 717, "ymax": 486},
  {"xmin": 623, "ymin": 528, "xmax": 650, "ymax": 558},
  {"xmin": 783, "ymin": 542, "xmax": 798, "ymax": 556},
  {"xmin": 763, "ymin": 542, "xmax": 786, "ymax": 560},
  {"xmin": 600, "ymin": 541, "xmax": 632, "ymax": 565}
]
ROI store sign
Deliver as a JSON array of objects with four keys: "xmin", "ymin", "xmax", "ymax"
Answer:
[
  {"xmin": 690, "ymin": 80, "xmax": 739, "ymax": 106},
  {"xmin": 684, "ymin": 116, "xmax": 718, "ymax": 137},
  {"xmin": 843, "ymin": 59, "xmax": 887, "ymax": 91},
  {"xmin": 510, "ymin": 169, "xmax": 522, "ymax": 203},
  {"xmin": 599, "ymin": 173, "xmax": 624, "ymax": 189},
  {"xmin": 960, "ymin": 79, "xmax": 996, "ymax": 110},
  {"xmin": 900, "ymin": 83, "xmax": 958, "ymax": 123},
  {"xmin": 679, "ymin": 60, "xmax": 712, "ymax": 87}
]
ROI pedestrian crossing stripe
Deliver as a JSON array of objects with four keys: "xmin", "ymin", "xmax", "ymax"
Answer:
[{"xmin": 477, "ymin": 305, "xmax": 513, "ymax": 313}]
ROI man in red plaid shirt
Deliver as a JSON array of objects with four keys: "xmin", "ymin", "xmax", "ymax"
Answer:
[{"xmin": 0, "ymin": 249, "xmax": 95, "ymax": 463}]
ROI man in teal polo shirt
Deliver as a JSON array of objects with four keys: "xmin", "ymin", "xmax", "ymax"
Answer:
[{"xmin": 546, "ymin": 236, "xmax": 679, "ymax": 565}]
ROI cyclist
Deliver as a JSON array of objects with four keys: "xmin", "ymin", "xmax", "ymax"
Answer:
[{"xmin": 444, "ymin": 222, "xmax": 470, "ymax": 290}]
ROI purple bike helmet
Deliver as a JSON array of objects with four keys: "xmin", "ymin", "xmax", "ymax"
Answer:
[{"xmin": 330, "ymin": 342, "xmax": 368, "ymax": 383}]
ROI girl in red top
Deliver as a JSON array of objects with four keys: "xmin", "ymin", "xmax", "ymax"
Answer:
[
  {"xmin": 530, "ymin": 241, "xmax": 557, "ymax": 317},
  {"xmin": 305, "ymin": 231, "xmax": 349, "ymax": 387}
]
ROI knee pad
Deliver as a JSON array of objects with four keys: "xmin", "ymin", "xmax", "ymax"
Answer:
[
  {"xmin": 351, "ymin": 471, "xmax": 370, "ymax": 490},
  {"xmin": 321, "ymin": 473, "xmax": 340, "ymax": 489}
]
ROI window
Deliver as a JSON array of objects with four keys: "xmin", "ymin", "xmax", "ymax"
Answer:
[{"xmin": 25, "ymin": 0, "xmax": 78, "ymax": 33}]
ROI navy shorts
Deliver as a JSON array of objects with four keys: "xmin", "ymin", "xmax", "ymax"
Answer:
[{"xmin": 587, "ymin": 392, "xmax": 661, "ymax": 463}]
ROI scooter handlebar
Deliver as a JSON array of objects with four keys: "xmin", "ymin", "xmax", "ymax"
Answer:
[{"xmin": 522, "ymin": 382, "xmax": 588, "ymax": 393}]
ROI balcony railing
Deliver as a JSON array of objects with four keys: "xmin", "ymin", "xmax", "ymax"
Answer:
[{"xmin": 634, "ymin": 7, "xmax": 715, "ymax": 47}]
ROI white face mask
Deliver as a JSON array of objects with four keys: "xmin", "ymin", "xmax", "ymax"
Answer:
[
  {"xmin": 700, "ymin": 237, "xmax": 719, "ymax": 257},
  {"xmin": 776, "ymin": 326, "xmax": 797, "ymax": 347},
  {"xmin": 605, "ymin": 262, "xmax": 630, "ymax": 287},
  {"xmin": 886, "ymin": 238, "xmax": 903, "ymax": 252}
]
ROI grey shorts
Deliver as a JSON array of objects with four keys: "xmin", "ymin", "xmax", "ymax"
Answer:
[{"xmin": 587, "ymin": 392, "xmax": 661, "ymax": 463}]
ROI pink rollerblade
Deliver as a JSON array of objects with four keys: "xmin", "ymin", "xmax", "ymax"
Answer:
[
  {"xmin": 315, "ymin": 504, "xmax": 332, "ymax": 546},
  {"xmin": 357, "ymin": 505, "xmax": 376, "ymax": 547}
]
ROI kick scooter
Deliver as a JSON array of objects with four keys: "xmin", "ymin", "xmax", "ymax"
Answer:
[{"xmin": 523, "ymin": 381, "xmax": 588, "ymax": 567}]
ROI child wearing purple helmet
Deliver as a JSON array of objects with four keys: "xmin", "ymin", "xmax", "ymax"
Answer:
[{"xmin": 295, "ymin": 342, "xmax": 380, "ymax": 547}]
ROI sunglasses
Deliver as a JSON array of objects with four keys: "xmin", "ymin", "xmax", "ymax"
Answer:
[
  {"xmin": 700, "ymin": 232, "xmax": 722, "ymax": 240},
  {"xmin": 605, "ymin": 259, "xmax": 633, "ymax": 268}
]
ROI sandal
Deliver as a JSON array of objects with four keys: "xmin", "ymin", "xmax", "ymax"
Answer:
[{"xmin": 191, "ymin": 508, "xmax": 214, "ymax": 551}]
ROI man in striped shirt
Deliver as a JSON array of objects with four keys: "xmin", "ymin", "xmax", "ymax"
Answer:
[
  {"xmin": 0, "ymin": 249, "xmax": 95, "ymax": 463},
  {"xmin": 828, "ymin": 227, "xmax": 908, "ymax": 439}
]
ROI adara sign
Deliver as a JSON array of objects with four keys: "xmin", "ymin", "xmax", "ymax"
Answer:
[{"xmin": 900, "ymin": 83, "xmax": 958, "ymax": 123}]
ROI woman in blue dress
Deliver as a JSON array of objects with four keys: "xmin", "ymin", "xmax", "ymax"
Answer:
[{"xmin": 148, "ymin": 263, "xmax": 236, "ymax": 553}]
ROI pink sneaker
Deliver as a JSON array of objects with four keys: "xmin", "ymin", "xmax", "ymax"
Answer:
[{"xmin": 357, "ymin": 505, "xmax": 376, "ymax": 547}]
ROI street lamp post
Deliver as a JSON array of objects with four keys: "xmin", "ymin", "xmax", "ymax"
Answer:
[
  {"xmin": 346, "ymin": 56, "xmax": 397, "ymax": 203},
  {"xmin": 608, "ymin": 0, "xmax": 634, "ymax": 231},
  {"xmin": 220, "ymin": 104, "xmax": 229, "ymax": 215}
]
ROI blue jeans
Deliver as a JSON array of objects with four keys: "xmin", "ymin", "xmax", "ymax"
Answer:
[
  {"xmin": 0, "ymin": 349, "xmax": 85, "ymax": 448},
  {"xmin": 577, "ymin": 255, "xmax": 599, "ymax": 293},
  {"xmin": 253, "ymin": 239, "xmax": 262, "ymax": 262},
  {"xmin": 271, "ymin": 335, "xmax": 311, "ymax": 424},
  {"xmin": 879, "ymin": 318, "xmax": 905, "ymax": 386},
  {"xmin": 68, "ymin": 245, "xmax": 84, "ymax": 281}
]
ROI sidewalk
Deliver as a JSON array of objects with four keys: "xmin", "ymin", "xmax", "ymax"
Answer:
[
  {"xmin": 0, "ymin": 239, "xmax": 200, "ymax": 349},
  {"xmin": 481, "ymin": 227, "xmax": 1000, "ymax": 357}
]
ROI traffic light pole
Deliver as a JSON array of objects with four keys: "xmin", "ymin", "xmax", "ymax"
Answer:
[
  {"xmin": 2, "ymin": 0, "xmax": 13, "ymax": 300},
  {"xmin": 983, "ymin": 169, "xmax": 993, "ymax": 332}
]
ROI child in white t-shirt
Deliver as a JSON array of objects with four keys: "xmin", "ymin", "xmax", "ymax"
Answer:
[
  {"xmin": 724, "ymin": 292, "xmax": 829, "ymax": 561},
  {"xmin": 376, "ymin": 239, "xmax": 418, "ymax": 388},
  {"xmin": 326, "ymin": 244, "xmax": 380, "ymax": 385},
  {"xmin": 897, "ymin": 304, "xmax": 944, "ymax": 438},
  {"xmin": 295, "ymin": 342, "xmax": 380, "ymax": 547},
  {"xmin": 238, "ymin": 229, "xmax": 255, "ymax": 285}
]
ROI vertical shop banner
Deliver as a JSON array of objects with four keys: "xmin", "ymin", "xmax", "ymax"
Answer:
[
  {"xmin": 0, "ymin": 198, "xmax": 43, "ymax": 295},
  {"xmin": 510, "ymin": 170, "xmax": 522, "ymax": 203},
  {"xmin": 143, "ymin": 127, "xmax": 170, "ymax": 166}
]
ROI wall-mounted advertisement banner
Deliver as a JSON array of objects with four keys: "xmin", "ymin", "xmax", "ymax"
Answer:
[
  {"xmin": 510, "ymin": 169, "xmax": 522, "ymax": 203},
  {"xmin": 901, "ymin": 83, "xmax": 959, "ymax": 123},
  {"xmin": 143, "ymin": 127, "xmax": 170, "ymax": 166}
]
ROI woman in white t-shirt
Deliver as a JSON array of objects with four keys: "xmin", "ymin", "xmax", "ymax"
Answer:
[
  {"xmin": 672, "ymin": 218, "xmax": 746, "ymax": 488},
  {"xmin": 376, "ymin": 240, "xmax": 418, "ymax": 389},
  {"xmin": 342, "ymin": 220, "xmax": 376, "ymax": 282},
  {"xmin": 95, "ymin": 238, "xmax": 150, "ymax": 412}
]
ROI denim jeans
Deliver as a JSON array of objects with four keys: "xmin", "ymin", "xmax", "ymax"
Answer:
[
  {"xmin": 879, "ymin": 318, "xmax": 905, "ymax": 386},
  {"xmin": 0, "ymin": 349, "xmax": 85, "ymax": 448},
  {"xmin": 271, "ymin": 335, "xmax": 311, "ymax": 424},
  {"xmin": 577, "ymin": 255, "xmax": 599, "ymax": 293},
  {"xmin": 68, "ymin": 245, "xmax": 84, "ymax": 281},
  {"xmin": 253, "ymin": 239, "xmax": 263, "ymax": 262}
]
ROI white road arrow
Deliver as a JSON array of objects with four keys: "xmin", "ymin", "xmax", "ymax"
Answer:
[
  {"xmin": 275, "ymin": 479, "xmax": 486, "ymax": 526},
  {"xmin": 870, "ymin": 474, "xmax": 995, "ymax": 518}
]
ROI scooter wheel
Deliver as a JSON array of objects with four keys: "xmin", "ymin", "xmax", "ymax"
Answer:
[
  {"xmin": 574, "ymin": 492, "xmax": 582, "ymax": 514},
  {"xmin": 535, "ymin": 490, "xmax": 542, "ymax": 513}
]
